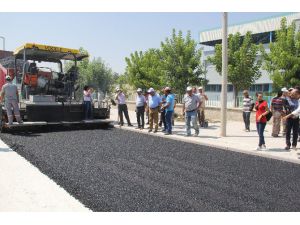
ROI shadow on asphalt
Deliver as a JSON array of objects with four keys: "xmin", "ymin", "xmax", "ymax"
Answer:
[{"xmin": 2, "ymin": 124, "xmax": 114, "ymax": 136}]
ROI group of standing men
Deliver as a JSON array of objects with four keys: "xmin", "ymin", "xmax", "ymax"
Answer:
[
  {"xmin": 115, "ymin": 86, "xmax": 208, "ymax": 137},
  {"xmin": 242, "ymin": 87, "xmax": 300, "ymax": 151}
]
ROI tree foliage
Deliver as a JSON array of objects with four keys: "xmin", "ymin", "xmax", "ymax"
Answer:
[
  {"xmin": 160, "ymin": 29, "xmax": 205, "ymax": 94},
  {"xmin": 262, "ymin": 17, "xmax": 300, "ymax": 91},
  {"xmin": 123, "ymin": 29, "xmax": 205, "ymax": 94},
  {"xmin": 65, "ymin": 47, "xmax": 115, "ymax": 97},
  {"xmin": 125, "ymin": 48, "xmax": 164, "ymax": 91},
  {"xmin": 208, "ymin": 31, "xmax": 262, "ymax": 102}
]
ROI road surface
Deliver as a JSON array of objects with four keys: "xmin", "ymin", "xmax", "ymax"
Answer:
[{"xmin": 1, "ymin": 126, "xmax": 300, "ymax": 211}]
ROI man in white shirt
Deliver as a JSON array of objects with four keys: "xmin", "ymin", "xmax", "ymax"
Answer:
[
  {"xmin": 135, "ymin": 88, "xmax": 146, "ymax": 129},
  {"xmin": 183, "ymin": 86, "xmax": 201, "ymax": 136},
  {"xmin": 115, "ymin": 88, "xmax": 133, "ymax": 126}
]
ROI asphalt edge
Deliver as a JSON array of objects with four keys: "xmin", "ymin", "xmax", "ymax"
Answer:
[{"xmin": 114, "ymin": 124, "xmax": 300, "ymax": 166}]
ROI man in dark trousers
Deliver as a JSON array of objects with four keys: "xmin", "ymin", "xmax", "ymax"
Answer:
[
  {"xmin": 135, "ymin": 88, "xmax": 146, "ymax": 129},
  {"xmin": 115, "ymin": 87, "xmax": 133, "ymax": 126}
]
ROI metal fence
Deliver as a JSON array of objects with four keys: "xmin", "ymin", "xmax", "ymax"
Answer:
[{"xmin": 127, "ymin": 93, "xmax": 274, "ymax": 108}]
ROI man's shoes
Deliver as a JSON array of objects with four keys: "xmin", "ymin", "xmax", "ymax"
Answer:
[
  {"xmin": 193, "ymin": 132, "xmax": 199, "ymax": 137},
  {"xmin": 261, "ymin": 144, "xmax": 267, "ymax": 150},
  {"xmin": 128, "ymin": 124, "xmax": 133, "ymax": 127},
  {"xmin": 284, "ymin": 146, "xmax": 291, "ymax": 150},
  {"xmin": 18, "ymin": 120, "xmax": 24, "ymax": 124},
  {"xmin": 185, "ymin": 134, "xmax": 191, "ymax": 137},
  {"xmin": 272, "ymin": 134, "xmax": 279, "ymax": 137},
  {"xmin": 256, "ymin": 146, "xmax": 262, "ymax": 151},
  {"xmin": 162, "ymin": 129, "xmax": 166, "ymax": 132},
  {"xmin": 153, "ymin": 130, "xmax": 158, "ymax": 133},
  {"xmin": 148, "ymin": 129, "xmax": 152, "ymax": 133},
  {"xmin": 158, "ymin": 122, "xmax": 162, "ymax": 127},
  {"xmin": 135, "ymin": 127, "xmax": 140, "ymax": 129},
  {"xmin": 292, "ymin": 146, "xmax": 297, "ymax": 151}
]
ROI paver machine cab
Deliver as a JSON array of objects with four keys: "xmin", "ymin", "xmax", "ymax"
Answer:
[{"xmin": 0, "ymin": 43, "xmax": 111, "ymax": 132}]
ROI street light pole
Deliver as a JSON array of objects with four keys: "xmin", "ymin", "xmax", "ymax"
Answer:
[
  {"xmin": 220, "ymin": 12, "xmax": 228, "ymax": 137},
  {"xmin": 0, "ymin": 36, "xmax": 5, "ymax": 50}
]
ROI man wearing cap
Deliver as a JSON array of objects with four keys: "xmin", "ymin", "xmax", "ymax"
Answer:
[
  {"xmin": 115, "ymin": 87, "xmax": 133, "ymax": 126},
  {"xmin": 135, "ymin": 88, "xmax": 146, "ymax": 129},
  {"xmin": 0, "ymin": 75, "xmax": 23, "ymax": 125},
  {"xmin": 197, "ymin": 87, "xmax": 208, "ymax": 127},
  {"xmin": 183, "ymin": 86, "xmax": 200, "ymax": 136},
  {"xmin": 147, "ymin": 88, "xmax": 161, "ymax": 133},
  {"xmin": 161, "ymin": 87, "xmax": 175, "ymax": 135}
]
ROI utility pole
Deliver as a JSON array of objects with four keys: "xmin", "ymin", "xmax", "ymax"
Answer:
[
  {"xmin": 220, "ymin": 12, "xmax": 228, "ymax": 137},
  {"xmin": 0, "ymin": 36, "xmax": 5, "ymax": 50}
]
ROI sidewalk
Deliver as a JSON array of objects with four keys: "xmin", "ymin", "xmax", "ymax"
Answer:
[
  {"xmin": 0, "ymin": 139, "xmax": 90, "ymax": 211},
  {"xmin": 111, "ymin": 108, "xmax": 300, "ymax": 165}
]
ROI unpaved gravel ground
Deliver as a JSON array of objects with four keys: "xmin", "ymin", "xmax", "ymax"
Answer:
[{"xmin": 1, "ymin": 126, "xmax": 300, "ymax": 212}]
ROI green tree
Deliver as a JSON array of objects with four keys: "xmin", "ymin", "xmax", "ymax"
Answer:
[
  {"xmin": 65, "ymin": 48, "xmax": 115, "ymax": 98},
  {"xmin": 208, "ymin": 31, "xmax": 262, "ymax": 105},
  {"xmin": 124, "ymin": 48, "xmax": 164, "ymax": 91},
  {"xmin": 160, "ymin": 29, "xmax": 205, "ymax": 94},
  {"xmin": 262, "ymin": 17, "xmax": 300, "ymax": 91}
]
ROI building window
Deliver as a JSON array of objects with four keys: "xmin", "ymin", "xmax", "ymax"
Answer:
[
  {"xmin": 263, "ymin": 84, "xmax": 269, "ymax": 92},
  {"xmin": 227, "ymin": 84, "xmax": 233, "ymax": 92},
  {"xmin": 255, "ymin": 85, "xmax": 262, "ymax": 92},
  {"xmin": 211, "ymin": 85, "xmax": 216, "ymax": 92}
]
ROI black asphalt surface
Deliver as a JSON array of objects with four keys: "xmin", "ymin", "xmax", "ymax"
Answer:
[{"xmin": 1, "ymin": 126, "xmax": 300, "ymax": 212}]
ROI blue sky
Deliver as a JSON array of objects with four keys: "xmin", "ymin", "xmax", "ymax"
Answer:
[{"xmin": 0, "ymin": 12, "xmax": 286, "ymax": 73}]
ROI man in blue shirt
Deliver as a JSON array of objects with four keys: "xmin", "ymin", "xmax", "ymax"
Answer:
[
  {"xmin": 161, "ymin": 87, "xmax": 175, "ymax": 135},
  {"xmin": 148, "ymin": 87, "xmax": 161, "ymax": 133}
]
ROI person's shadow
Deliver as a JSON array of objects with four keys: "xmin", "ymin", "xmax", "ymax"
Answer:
[
  {"xmin": 0, "ymin": 147, "xmax": 12, "ymax": 152},
  {"xmin": 265, "ymin": 148, "xmax": 290, "ymax": 152}
]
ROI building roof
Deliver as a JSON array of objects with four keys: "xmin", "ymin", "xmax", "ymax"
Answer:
[{"xmin": 200, "ymin": 13, "xmax": 300, "ymax": 46}]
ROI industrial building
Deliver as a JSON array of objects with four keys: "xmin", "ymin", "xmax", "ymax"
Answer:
[{"xmin": 199, "ymin": 12, "xmax": 300, "ymax": 107}]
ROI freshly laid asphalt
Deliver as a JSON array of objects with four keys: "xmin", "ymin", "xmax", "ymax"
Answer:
[{"xmin": 1, "ymin": 126, "xmax": 300, "ymax": 212}]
